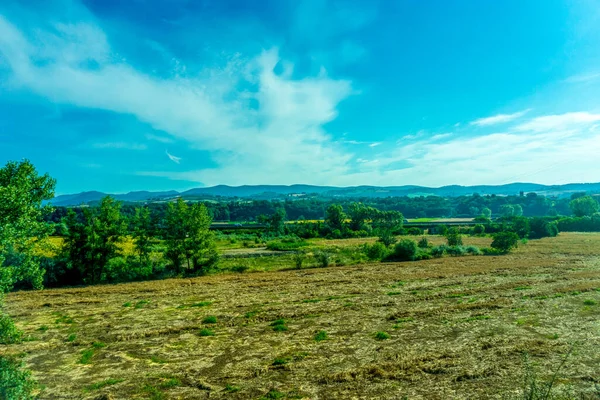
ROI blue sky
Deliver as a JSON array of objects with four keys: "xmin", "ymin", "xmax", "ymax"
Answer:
[{"xmin": 1, "ymin": 0, "xmax": 600, "ymax": 194}]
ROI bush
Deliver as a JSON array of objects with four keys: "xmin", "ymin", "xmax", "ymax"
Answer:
[
  {"xmin": 482, "ymin": 247, "xmax": 504, "ymax": 256},
  {"xmin": 293, "ymin": 252, "xmax": 306, "ymax": 269},
  {"xmin": 102, "ymin": 256, "xmax": 154, "ymax": 283},
  {"xmin": 446, "ymin": 230, "xmax": 463, "ymax": 246},
  {"xmin": 491, "ymin": 231, "xmax": 520, "ymax": 253},
  {"xmin": 472, "ymin": 224, "xmax": 485, "ymax": 236},
  {"xmin": 0, "ymin": 356, "xmax": 36, "ymax": 399},
  {"xmin": 406, "ymin": 227, "xmax": 424, "ymax": 235},
  {"xmin": 417, "ymin": 237, "xmax": 430, "ymax": 249},
  {"xmin": 465, "ymin": 245, "xmax": 482, "ymax": 255},
  {"xmin": 377, "ymin": 230, "xmax": 397, "ymax": 247},
  {"xmin": 529, "ymin": 218, "xmax": 559, "ymax": 239},
  {"xmin": 431, "ymin": 245, "xmax": 449, "ymax": 258},
  {"xmin": 266, "ymin": 238, "xmax": 308, "ymax": 251},
  {"xmin": 0, "ymin": 314, "xmax": 22, "ymax": 344},
  {"xmin": 446, "ymin": 246, "xmax": 467, "ymax": 257},
  {"xmin": 364, "ymin": 242, "xmax": 389, "ymax": 261},
  {"xmin": 389, "ymin": 239, "xmax": 418, "ymax": 261},
  {"xmin": 315, "ymin": 251, "xmax": 331, "ymax": 268}
]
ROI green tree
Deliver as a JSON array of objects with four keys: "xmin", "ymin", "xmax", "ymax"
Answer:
[
  {"xmin": 0, "ymin": 160, "xmax": 56, "ymax": 292},
  {"xmin": 491, "ymin": 231, "xmax": 519, "ymax": 253},
  {"xmin": 372, "ymin": 210, "xmax": 403, "ymax": 246},
  {"xmin": 164, "ymin": 199, "xmax": 217, "ymax": 274},
  {"xmin": 132, "ymin": 207, "xmax": 153, "ymax": 265},
  {"xmin": 62, "ymin": 196, "xmax": 126, "ymax": 284},
  {"xmin": 268, "ymin": 208, "xmax": 286, "ymax": 235},
  {"xmin": 569, "ymin": 195, "xmax": 599, "ymax": 217},
  {"xmin": 348, "ymin": 202, "xmax": 371, "ymax": 231},
  {"xmin": 500, "ymin": 204, "xmax": 515, "ymax": 217},
  {"xmin": 446, "ymin": 228, "xmax": 463, "ymax": 246},
  {"xmin": 481, "ymin": 207, "xmax": 492, "ymax": 219},
  {"xmin": 325, "ymin": 204, "xmax": 346, "ymax": 232},
  {"xmin": 512, "ymin": 204, "xmax": 523, "ymax": 217}
]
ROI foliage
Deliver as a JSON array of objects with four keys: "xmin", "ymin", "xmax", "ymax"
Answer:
[
  {"xmin": 266, "ymin": 238, "xmax": 308, "ymax": 251},
  {"xmin": 325, "ymin": 204, "xmax": 346, "ymax": 232},
  {"xmin": 445, "ymin": 229, "xmax": 463, "ymax": 246},
  {"xmin": 61, "ymin": 196, "xmax": 126, "ymax": 284},
  {"xmin": 0, "ymin": 356, "xmax": 36, "ymax": 400},
  {"xmin": 377, "ymin": 230, "xmax": 397, "ymax": 247},
  {"xmin": 164, "ymin": 199, "xmax": 217, "ymax": 275},
  {"xmin": 132, "ymin": 206, "xmax": 153, "ymax": 265},
  {"xmin": 293, "ymin": 251, "xmax": 306, "ymax": 269},
  {"xmin": 472, "ymin": 224, "xmax": 485, "ymax": 236},
  {"xmin": 491, "ymin": 231, "xmax": 520, "ymax": 253},
  {"xmin": 364, "ymin": 242, "xmax": 389, "ymax": 261},
  {"xmin": 569, "ymin": 195, "xmax": 599, "ymax": 217},
  {"xmin": 315, "ymin": 251, "xmax": 331, "ymax": 268},
  {"xmin": 389, "ymin": 239, "xmax": 418, "ymax": 261},
  {"xmin": 0, "ymin": 313, "xmax": 22, "ymax": 344},
  {"xmin": 0, "ymin": 159, "xmax": 56, "ymax": 292},
  {"xmin": 528, "ymin": 218, "xmax": 559, "ymax": 239}
]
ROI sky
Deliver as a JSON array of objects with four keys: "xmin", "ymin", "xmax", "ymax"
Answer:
[{"xmin": 1, "ymin": 0, "xmax": 600, "ymax": 195}]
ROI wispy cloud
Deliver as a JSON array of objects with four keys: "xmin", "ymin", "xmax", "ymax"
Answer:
[
  {"xmin": 165, "ymin": 150, "xmax": 181, "ymax": 164},
  {"xmin": 93, "ymin": 142, "xmax": 147, "ymax": 150},
  {"xmin": 368, "ymin": 142, "xmax": 381, "ymax": 147},
  {"xmin": 470, "ymin": 109, "xmax": 530, "ymax": 126}
]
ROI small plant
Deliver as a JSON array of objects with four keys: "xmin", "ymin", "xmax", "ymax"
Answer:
[
  {"xmin": 271, "ymin": 319, "xmax": 288, "ymax": 332},
  {"xmin": 203, "ymin": 315, "xmax": 217, "ymax": 324},
  {"xmin": 0, "ymin": 314, "xmax": 23, "ymax": 344},
  {"xmin": 38, "ymin": 325, "xmax": 49, "ymax": 332},
  {"xmin": 584, "ymin": 299, "xmax": 597, "ymax": 306},
  {"xmin": 54, "ymin": 314, "xmax": 74, "ymax": 324},
  {"xmin": 375, "ymin": 331, "xmax": 390, "ymax": 340},
  {"xmin": 225, "ymin": 384, "xmax": 241, "ymax": 393},
  {"xmin": 314, "ymin": 330, "xmax": 328, "ymax": 342},
  {"xmin": 272, "ymin": 357, "xmax": 288, "ymax": 366},
  {"xmin": 199, "ymin": 328, "xmax": 215, "ymax": 337},
  {"xmin": 84, "ymin": 378, "xmax": 124, "ymax": 391},
  {"xmin": 293, "ymin": 251, "xmax": 306, "ymax": 269},
  {"xmin": 0, "ymin": 356, "xmax": 36, "ymax": 399},
  {"xmin": 134, "ymin": 300, "xmax": 149, "ymax": 309},
  {"xmin": 158, "ymin": 378, "xmax": 181, "ymax": 388},
  {"xmin": 418, "ymin": 237, "xmax": 430, "ymax": 249},
  {"xmin": 66, "ymin": 333, "xmax": 77, "ymax": 342},
  {"xmin": 262, "ymin": 389, "xmax": 286, "ymax": 399},
  {"xmin": 79, "ymin": 348, "xmax": 95, "ymax": 364},
  {"xmin": 123, "ymin": 302, "xmax": 132, "ymax": 307},
  {"xmin": 150, "ymin": 355, "xmax": 168, "ymax": 364},
  {"xmin": 189, "ymin": 301, "xmax": 212, "ymax": 308},
  {"xmin": 315, "ymin": 251, "xmax": 331, "ymax": 268},
  {"xmin": 92, "ymin": 341, "xmax": 106, "ymax": 349}
]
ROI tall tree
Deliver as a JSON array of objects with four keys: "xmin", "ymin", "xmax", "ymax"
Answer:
[
  {"xmin": 0, "ymin": 159, "xmax": 55, "ymax": 292},
  {"xmin": 164, "ymin": 199, "xmax": 217, "ymax": 274},
  {"xmin": 325, "ymin": 204, "xmax": 346, "ymax": 232},
  {"xmin": 569, "ymin": 195, "xmax": 599, "ymax": 217},
  {"xmin": 62, "ymin": 196, "xmax": 126, "ymax": 284},
  {"xmin": 132, "ymin": 206, "xmax": 153, "ymax": 265}
]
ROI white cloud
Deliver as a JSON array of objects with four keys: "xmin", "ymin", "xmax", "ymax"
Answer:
[
  {"xmin": 514, "ymin": 112, "xmax": 600, "ymax": 132},
  {"xmin": 470, "ymin": 109, "xmax": 530, "ymax": 126},
  {"xmin": 93, "ymin": 142, "xmax": 147, "ymax": 150},
  {"xmin": 368, "ymin": 142, "xmax": 381, "ymax": 147},
  {"xmin": 0, "ymin": 15, "xmax": 354, "ymax": 185}
]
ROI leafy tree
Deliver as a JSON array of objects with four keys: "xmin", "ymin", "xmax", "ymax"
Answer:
[
  {"xmin": 481, "ymin": 207, "xmax": 492, "ymax": 219},
  {"xmin": 511, "ymin": 216, "xmax": 530, "ymax": 239},
  {"xmin": 446, "ymin": 228, "xmax": 463, "ymax": 246},
  {"xmin": 348, "ymin": 202, "xmax": 375, "ymax": 231},
  {"xmin": 500, "ymin": 204, "xmax": 515, "ymax": 217},
  {"xmin": 529, "ymin": 218, "xmax": 559, "ymax": 239},
  {"xmin": 472, "ymin": 224, "xmax": 486, "ymax": 236},
  {"xmin": 267, "ymin": 208, "xmax": 286, "ymax": 235},
  {"xmin": 164, "ymin": 199, "xmax": 217, "ymax": 274},
  {"xmin": 62, "ymin": 196, "xmax": 126, "ymax": 284},
  {"xmin": 132, "ymin": 207, "xmax": 153, "ymax": 265},
  {"xmin": 390, "ymin": 239, "xmax": 418, "ymax": 261},
  {"xmin": 0, "ymin": 159, "xmax": 56, "ymax": 292},
  {"xmin": 0, "ymin": 356, "xmax": 36, "ymax": 400},
  {"xmin": 512, "ymin": 204, "xmax": 523, "ymax": 217},
  {"xmin": 491, "ymin": 231, "xmax": 519, "ymax": 253},
  {"xmin": 569, "ymin": 195, "xmax": 599, "ymax": 217},
  {"xmin": 325, "ymin": 204, "xmax": 346, "ymax": 232},
  {"xmin": 377, "ymin": 230, "xmax": 397, "ymax": 247}
]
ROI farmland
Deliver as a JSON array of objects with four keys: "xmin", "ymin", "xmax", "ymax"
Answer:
[{"xmin": 4, "ymin": 233, "xmax": 600, "ymax": 399}]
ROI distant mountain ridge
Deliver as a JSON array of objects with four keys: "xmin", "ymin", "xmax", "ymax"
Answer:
[{"xmin": 49, "ymin": 182, "xmax": 600, "ymax": 206}]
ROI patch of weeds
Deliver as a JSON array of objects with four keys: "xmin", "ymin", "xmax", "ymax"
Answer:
[
  {"xmin": 375, "ymin": 331, "xmax": 390, "ymax": 340},
  {"xmin": 38, "ymin": 325, "xmax": 49, "ymax": 332},
  {"xmin": 199, "ymin": 328, "xmax": 215, "ymax": 337},
  {"xmin": 570, "ymin": 291, "xmax": 581, "ymax": 296},
  {"xmin": 55, "ymin": 314, "xmax": 74, "ymax": 324},
  {"xmin": 245, "ymin": 310, "xmax": 260, "ymax": 319},
  {"xmin": 202, "ymin": 315, "xmax": 217, "ymax": 324},
  {"xmin": 302, "ymin": 298, "xmax": 321, "ymax": 303},
  {"xmin": 271, "ymin": 319, "xmax": 288, "ymax": 332},
  {"xmin": 92, "ymin": 341, "xmax": 106, "ymax": 349},
  {"xmin": 66, "ymin": 333, "xmax": 76, "ymax": 342},
  {"xmin": 387, "ymin": 291, "xmax": 402, "ymax": 296},
  {"xmin": 393, "ymin": 317, "xmax": 414, "ymax": 329},
  {"xmin": 546, "ymin": 333, "xmax": 560, "ymax": 340},
  {"xmin": 84, "ymin": 378, "xmax": 124, "ymax": 392},
  {"xmin": 225, "ymin": 384, "xmax": 241, "ymax": 393},
  {"xmin": 158, "ymin": 378, "xmax": 180, "ymax": 388},
  {"xmin": 343, "ymin": 302, "xmax": 354, "ymax": 307},
  {"xmin": 122, "ymin": 302, "xmax": 132, "ymax": 307},
  {"xmin": 514, "ymin": 286, "xmax": 532, "ymax": 291},
  {"xmin": 584, "ymin": 299, "xmax": 597, "ymax": 306},
  {"xmin": 79, "ymin": 348, "xmax": 95, "ymax": 364},
  {"xmin": 150, "ymin": 355, "xmax": 169, "ymax": 364},
  {"xmin": 515, "ymin": 318, "xmax": 527, "ymax": 326},
  {"xmin": 465, "ymin": 315, "xmax": 491, "ymax": 322},
  {"xmin": 446, "ymin": 293, "xmax": 469, "ymax": 298},
  {"xmin": 272, "ymin": 357, "xmax": 288, "ymax": 366},
  {"xmin": 534, "ymin": 295, "xmax": 549, "ymax": 300},
  {"xmin": 135, "ymin": 300, "xmax": 149, "ymax": 309},
  {"xmin": 314, "ymin": 330, "xmax": 328, "ymax": 342},
  {"xmin": 142, "ymin": 384, "xmax": 165, "ymax": 400},
  {"xmin": 261, "ymin": 389, "xmax": 286, "ymax": 399},
  {"xmin": 177, "ymin": 301, "xmax": 212, "ymax": 309}
]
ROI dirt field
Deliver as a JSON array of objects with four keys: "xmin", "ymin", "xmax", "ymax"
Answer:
[{"xmin": 4, "ymin": 233, "xmax": 600, "ymax": 399}]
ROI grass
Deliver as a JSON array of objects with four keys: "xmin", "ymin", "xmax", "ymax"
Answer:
[
  {"xmin": 4, "ymin": 232, "xmax": 600, "ymax": 399},
  {"xmin": 374, "ymin": 331, "xmax": 390, "ymax": 340},
  {"xmin": 84, "ymin": 378, "xmax": 124, "ymax": 391},
  {"xmin": 202, "ymin": 315, "xmax": 217, "ymax": 324},
  {"xmin": 314, "ymin": 330, "xmax": 328, "ymax": 342}
]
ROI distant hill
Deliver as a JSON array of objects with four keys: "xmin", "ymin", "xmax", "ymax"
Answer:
[{"xmin": 49, "ymin": 182, "xmax": 600, "ymax": 206}]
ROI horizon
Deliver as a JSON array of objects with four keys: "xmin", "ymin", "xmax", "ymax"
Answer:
[{"xmin": 2, "ymin": 1, "xmax": 600, "ymax": 194}]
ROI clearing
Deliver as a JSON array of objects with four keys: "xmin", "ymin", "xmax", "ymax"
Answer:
[{"xmin": 4, "ymin": 233, "xmax": 600, "ymax": 399}]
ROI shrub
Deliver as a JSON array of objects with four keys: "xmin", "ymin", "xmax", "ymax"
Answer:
[
  {"xmin": 431, "ymin": 245, "xmax": 449, "ymax": 258},
  {"xmin": 472, "ymin": 224, "xmax": 485, "ymax": 236},
  {"xmin": 417, "ymin": 237, "xmax": 430, "ymax": 249},
  {"xmin": 0, "ymin": 314, "xmax": 22, "ymax": 344},
  {"xmin": 315, "ymin": 251, "xmax": 331, "ymax": 268},
  {"xmin": 465, "ymin": 245, "xmax": 482, "ymax": 255},
  {"xmin": 199, "ymin": 328, "xmax": 215, "ymax": 337},
  {"xmin": 446, "ymin": 230, "xmax": 463, "ymax": 246},
  {"xmin": 0, "ymin": 356, "xmax": 36, "ymax": 400},
  {"xmin": 482, "ymin": 247, "xmax": 504, "ymax": 256},
  {"xmin": 375, "ymin": 331, "xmax": 390, "ymax": 340},
  {"xmin": 389, "ymin": 239, "xmax": 418, "ymax": 261},
  {"xmin": 293, "ymin": 252, "xmax": 306, "ymax": 269},
  {"xmin": 314, "ymin": 330, "xmax": 328, "ymax": 342},
  {"xmin": 364, "ymin": 242, "xmax": 389, "ymax": 261},
  {"xmin": 231, "ymin": 264, "xmax": 249, "ymax": 273},
  {"xmin": 406, "ymin": 227, "xmax": 424, "ymax": 235},
  {"xmin": 529, "ymin": 218, "xmax": 559, "ymax": 239},
  {"xmin": 377, "ymin": 230, "xmax": 397, "ymax": 247},
  {"xmin": 446, "ymin": 246, "xmax": 467, "ymax": 256},
  {"xmin": 202, "ymin": 316, "xmax": 217, "ymax": 324},
  {"xmin": 491, "ymin": 231, "xmax": 520, "ymax": 253}
]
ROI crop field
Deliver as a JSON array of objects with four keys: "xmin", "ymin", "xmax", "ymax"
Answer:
[{"xmin": 4, "ymin": 233, "xmax": 600, "ymax": 399}]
